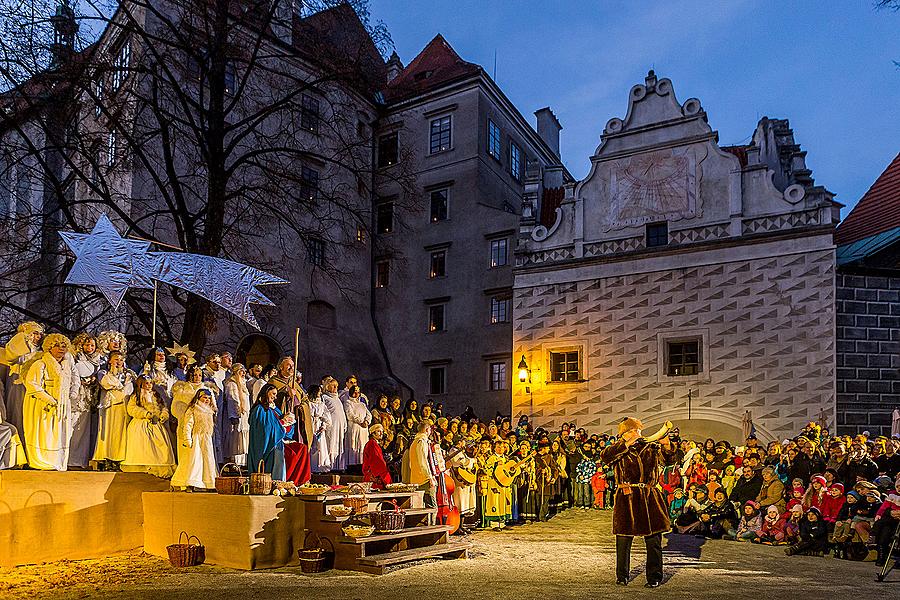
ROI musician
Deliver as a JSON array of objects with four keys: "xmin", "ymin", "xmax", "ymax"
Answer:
[
  {"xmin": 598, "ymin": 417, "xmax": 675, "ymax": 588},
  {"xmin": 534, "ymin": 439, "xmax": 560, "ymax": 521},
  {"xmin": 482, "ymin": 439, "xmax": 513, "ymax": 529},
  {"xmin": 447, "ymin": 441, "xmax": 478, "ymax": 522}
]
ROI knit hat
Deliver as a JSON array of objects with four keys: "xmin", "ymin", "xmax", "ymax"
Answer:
[
  {"xmin": 874, "ymin": 475, "xmax": 893, "ymax": 492},
  {"xmin": 792, "ymin": 484, "xmax": 804, "ymax": 496},
  {"xmin": 829, "ymin": 483, "xmax": 844, "ymax": 493},
  {"xmin": 806, "ymin": 506, "xmax": 822, "ymax": 517},
  {"xmin": 744, "ymin": 500, "xmax": 760, "ymax": 510},
  {"xmin": 618, "ymin": 417, "xmax": 643, "ymax": 436},
  {"xmin": 846, "ymin": 491, "xmax": 861, "ymax": 502},
  {"xmin": 810, "ymin": 474, "xmax": 827, "ymax": 487}
]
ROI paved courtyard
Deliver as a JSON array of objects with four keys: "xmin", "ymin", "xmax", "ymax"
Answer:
[{"xmin": 2, "ymin": 509, "xmax": 895, "ymax": 599}]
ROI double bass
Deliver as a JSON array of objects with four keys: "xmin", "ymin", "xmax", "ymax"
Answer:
[{"xmin": 431, "ymin": 440, "xmax": 461, "ymax": 534}]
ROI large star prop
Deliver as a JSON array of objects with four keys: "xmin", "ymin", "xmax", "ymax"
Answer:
[
  {"xmin": 166, "ymin": 342, "xmax": 197, "ymax": 365},
  {"xmin": 60, "ymin": 215, "xmax": 288, "ymax": 329}
]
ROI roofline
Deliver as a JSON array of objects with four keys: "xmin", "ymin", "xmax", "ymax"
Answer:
[{"xmin": 384, "ymin": 71, "xmax": 573, "ymax": 181}]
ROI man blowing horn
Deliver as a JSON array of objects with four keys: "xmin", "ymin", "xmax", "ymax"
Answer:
[{"xmin": 598, "ymin": 417, "xmax": 675, "ymax": 588}]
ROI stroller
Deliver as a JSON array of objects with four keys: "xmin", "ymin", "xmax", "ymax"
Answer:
[{"xmin": 876, "ymin": 520, "xmax": 900, "ymax": 582}]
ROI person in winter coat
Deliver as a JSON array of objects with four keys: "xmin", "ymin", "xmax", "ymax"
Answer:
[
  {"xmin": 837, "ymin": 441, "xmax": 879, "ymax": 485},
  {"xmin": 785, "ymin": 507, "xmax": 829, "ymax": 556},
  {"xmin": 753, "ymin": 505, "xmax": 787, "ymax": 545},
  {"xmin": 697, "ymin": 488, "xmax": 738, "ymax": 539},
  {"xmin": 755, "ymin": 466, "xmax": 786, "ymax": 514},
  {"xmin": 831, "ymin": 489, "xmax": 860, "ymax": 555},
  {"xmin": 668, "ymin": 487, "xmax": 687, "ymax": 523},
  {"xmin": 786, "ymin": 483, "xmax": 805, "ymax": 512},
  {"xmin": 730, "ymin": 467, "xmax": 763, "ymax": 506},
  {"xmin": 726, "ymin": 500, "xmax": 762, "ymax": 541},
  {"xmin": 362, "ymin": 423, "xmax": 391, "ymax": 489},
  {"xmin": 870, "ymin": 478, "xmax": 900, "ymax": 568},
  {"xmin": 820, "ymin": 482, "xmax": 846, "ymax": 527},
  {"xmin": 784, "ymin": 504, "xmax": 804, "ymax": 544},
  {"xmin": 802, "ymin": 474, "xmax": 828, "ymax": 510}
]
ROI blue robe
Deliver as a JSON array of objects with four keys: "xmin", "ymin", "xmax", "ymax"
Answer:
[{"xmin": 248, "ymin": 402, "xmax": 294, "ymax": 480}]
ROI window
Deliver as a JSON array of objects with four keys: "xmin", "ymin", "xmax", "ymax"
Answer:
[
  {"xmin": 224, "ymin": 61, "xmax": 237, "ymax": 95},
  {"xmin": 106, "ymin": 130, "xmax": 117, "ymax": 166},
  {"xmin": 376, "ymin": 201, "xmax": 394, "ymax": 234},
  {"xmin": 299, "ymin": 166, "xmax": 318, "ymax": 202},
  {"xmin": 94, "ymin": 77, "xmax": 104, "ymax": 117},
  {"xmin": 428, "ymin": 304, "xmax": 445, "ymax": 332},
  {"xmin": 111, "ymin": 39, "xmax": 130, "ymax": 89},
  {"xmin": 0, "ymin": 154, "xmax": 10, "ymax": 216},
  {"xmin": 488, "ymin": 119, "xmax": 501, "ymax": 160},
  {"xmin": 375, "ymin": 259, "xmax": 390, "ymax": 288},
  {"xmin": 666, "ymin": 339, "xmax": 701, "ymax": 376},
  {"xmin": 489, "ymin": 238, "xmax": 508, "ymax": 268},
  {"xmin": 378, "ymin": 133, "xmax": 398, "ymax": 167},
  {"xmin": 300, "ymin": 94, "xmax": 319, "ymax": 133},
  {"xmin": 550, "ymin": 350, "xmax": 581, "ymax": 383},
  {"xmin": 429, "ymin": 366, "xmax": 446, "ymax": 395},
  {"xmin": 646, "ymin": 222, "xmax": 668, "ymax": 247},
  {"xmin": 306, "ymin": 238, "xmax": 325, "ymax": 266},
  {"xmin": 510, "ymin": 143, "xmax": 522, "ymax": 179},
  {"xmin": 430, "ymin": 115, "xmax": 451, "ymax": 154},
  {"xmin": 356, "ymin": 224, "xmax": 366, "ymax": 243},
  {"xmin": 490, "ymin": 362, "xmax": 507, "ymax": 391},
  {"xmin": 429, "ymin": 251, "xmax": 446, "ymax": 278},
  {"xmin": 430, "ymin": 189, "xmax": 448, "ymax": 222},
  {"xmin": 490, "ymin": 296, "xmax": 510, "ymax": 324}
]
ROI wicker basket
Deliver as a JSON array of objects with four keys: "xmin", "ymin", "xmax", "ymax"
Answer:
[
  {"xmin": 342, "ymin": 483, "xmax": 369, "ymax": 513},
  {"xmin": 298, "ymin": 531, "xmax": 334, "ymax": 574},
  {"xmin": 371, "ymin": 500, "xmax": 406, "ymax": 533},
  {"xmin": 166, "ymin": 531, "xmax": 206, "ymax": 567},
  {"xmin": 249, "ymin": 459, "xmax": 273, "ymax": 495},
  {"xmin": 215, "ymin": 463, "xmax": 247, "ymax": 495}
]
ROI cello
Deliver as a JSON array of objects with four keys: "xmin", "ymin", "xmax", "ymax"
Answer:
[{"xmin": 431, "ymin": 439, "xmax": 461, "ymax": 534}]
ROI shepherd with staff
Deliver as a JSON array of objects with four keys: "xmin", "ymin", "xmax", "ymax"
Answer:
[{"xmin": 599, "ymin": 417, "xmax": 676, "ymax": 588}]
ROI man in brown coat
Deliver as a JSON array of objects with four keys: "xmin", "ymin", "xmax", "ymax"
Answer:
[{"xmin": 599, "ymin": 417, "xmax": 675, "ymax": 588}]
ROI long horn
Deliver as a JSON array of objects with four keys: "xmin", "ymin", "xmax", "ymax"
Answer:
[{"xmin": 643, "ymin": 421, "xmax": 674, "ymax": 443}]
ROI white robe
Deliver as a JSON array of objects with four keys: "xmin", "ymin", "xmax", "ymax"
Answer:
[
  {"xmin": 141, "ymin": 361, "xmax": 175, "ymax": 406},
  {"xmin": 93, "ymin": 369, "xmax": 133, "ymax": 462},
  {"xmin": 171, "ymin": 381, "xmax": 215, "ymax": 447},
  {"xmin": 447, "ymin": 452, "xmax": 478, "ymax": 514},
  {"xmin": 2, "ymin": 332, "xmax": 40, "ymax": 439},
  {"xmin": 23, "ymin": 352, "xmax": 75, "ymax": 470},
  {"xmin": 309, "ymin": 397, "xmax": 332, "ymax": 473},
  {"xmin": 203, "ymin": 367, "xmax": 225, "ymax": 464},
  {"xmin": 171, "ymin": 403, "xmax": 217, "ymax": 489},
  {"xmin": 223, "ymin": 380, "xmax": 250, "ymax": 465},
  {"xmin": 342, "ymin": 396, "xmax": 371, "ymax": 466},
  {"xmin": 70, "ymin": 352, "xmax": 101, "ymax": 468},
  {"xmin": 122, "ymin": 391, "xmax": 175, "ymax": 477},
  {"xmin": 321, "ymin": 391, "xmax": 347, "ymax": 471}
]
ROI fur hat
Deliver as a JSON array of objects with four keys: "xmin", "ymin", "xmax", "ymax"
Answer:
[
  {"xmin": 744, "ymin": 500, "xmax": 760, "ymax": 510},
  {"xmin": 618, "ymin": 417, "xmax": 643, "ymax": 436}
]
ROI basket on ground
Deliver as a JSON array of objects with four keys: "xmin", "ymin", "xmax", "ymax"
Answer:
[
  {"xmin": 370, "ymin": 500, "xmax": 406, "ymax": 533},
  {"xmin": 298, "ymin": 531, "xmax": 334, "ymax": 574},
  {"xmin": 249, "ymin": 459, "xmax": 273, "ymax": 495},
  {"xmin": 342, "ymin": 482, "xmax": 369, "ymax": 513},
  {"xmin": 166, "ymin": 531, "xmax": 206, "ymax": 567},
  {"xmin": 215, "ymin": 463, "xmax": 247, "ymax": 495}
]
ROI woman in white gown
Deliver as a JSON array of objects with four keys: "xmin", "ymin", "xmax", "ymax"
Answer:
[
  {"xmin": 70, "ymin": 333, "xmax": 101, "ymax": 469},
  {"xmin": 22, "ymin": 333, "xmax": 75, "ymax": 471},
  {"xmin": 307, "ymin": 384, "xmax": 332, "ymax": 473},
  {"xmin": 223, "ymin": 364, "xmax": 250, "ymax": 466},
  {"xmin": 320, "ymin": 377, "xmax": 347, "ymax": 471},
  {"xmin": 92, "ymin": 351, "xmax": 134, "ymax": 470},
  {"xmin": 342, "ymin": 385, "xmax": 371, "ymax": 468},
  {"xmin": 122, "ymin": 375, "xmax": 175, "ymax": 478},
  {"xmin": 1, "ymin": 321, "xmax": 45, "ymax": 439},
  {"xmin": 140, "ymin": 348, "xmax": 175, "ymax": 409},
  {"xmin": 171, "ymin": 388, "xmax": 217, "ymax": 490}
]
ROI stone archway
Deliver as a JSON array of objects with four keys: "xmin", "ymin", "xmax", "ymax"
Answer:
[
  {"xmin": 236, "ymin": 333, "xmax": 282, "ymax": 369},
  {"xmin": 642, "ymin": 408, "xmax": 776, "ymax": 445}
]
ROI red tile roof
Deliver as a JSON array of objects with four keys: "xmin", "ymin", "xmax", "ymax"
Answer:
[
  {"xmin": 835, "ymin": 152, "xmax": 900, "ymax": 246},
  {"xmin": 383, "ymin": 34, "xmax": 481, "ymax": 103}
]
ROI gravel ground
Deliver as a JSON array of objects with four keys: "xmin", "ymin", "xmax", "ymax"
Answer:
[{"xmin": 2, "ymin": 509, "xmax": 896, "ymax": 599}]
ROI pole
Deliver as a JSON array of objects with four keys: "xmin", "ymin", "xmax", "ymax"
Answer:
[
  {"xmin": 152, "ymin": 281, "xmax": 158, "ymax": 347},
  {"xmin": 293, "ymin": 327, "xmax": 300, "ymax": 385},
  {"xmin": 688, "ymin": 389, "xmax": 692, "ymax": 420}
]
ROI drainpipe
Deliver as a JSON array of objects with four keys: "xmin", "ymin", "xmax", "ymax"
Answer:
[{"xmin": 368, "ymin": 115, "xmax": 415, "ymax": 401}]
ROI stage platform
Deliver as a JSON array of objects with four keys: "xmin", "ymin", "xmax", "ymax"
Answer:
[{"xmin": 0, "ymin": 471, "xmax": 171, "ymax": 567}]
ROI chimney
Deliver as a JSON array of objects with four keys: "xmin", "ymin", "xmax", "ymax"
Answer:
[
  {"xmin": 386, "ymin": 51, "xmax": 403, "ymax": 83},
  {"xmin": 534, "ymin": 107, "xmax": 561, "ymax": 159}
]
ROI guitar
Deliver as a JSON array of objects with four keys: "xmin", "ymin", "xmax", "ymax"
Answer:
[{"xmin": 492, "ymin": 451, "xmax": 536, "ymax": 488}]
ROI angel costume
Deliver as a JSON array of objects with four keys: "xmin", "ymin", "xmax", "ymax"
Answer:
[
  {"xmin": 343, "ymin": 394, "xmax": 372, "ymax": 466},
  {"xmin": 171, "ymin": 401, "xmax": 217, "ymax": 489},
  {"xmin": 22, "ymin": 346, "xmax": 77, "ymax": 470},
  {"xmin": 308, "ymin": 394, "xmax": 332, "ymax": 473},
  {"xmin": 122, "ymin": 389, "xmax": 175, "ymax": 478},
  {"xmin": 321, "ymin": 389, "xmax": 347, "ymax": 471},
  {"xmin": 2, "ymin": 325, "xmax": 43, "ymax": 438},
  {"xmin": 70, "ymin": 348, "xmax": 102, "ymax": 468},
  {"xmin": 223, "ymin": 378, "xmax": 251, "ymax": 465},
  {"xmin": 92, "ymin": 367, "xmax": 134, "ymax": 463}
]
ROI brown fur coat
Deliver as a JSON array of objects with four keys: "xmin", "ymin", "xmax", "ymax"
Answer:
[{"xmin": 599, "ymin": 438, "xmax": 675, "ymax": 536}]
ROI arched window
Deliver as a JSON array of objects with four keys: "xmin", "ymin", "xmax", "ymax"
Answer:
[{"xmin": 236, "ymin": 334, "xmax": 281, "ymax": 368}]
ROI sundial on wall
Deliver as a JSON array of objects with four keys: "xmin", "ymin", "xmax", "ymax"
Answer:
[{"xmin": 607, "ymin": 149, "xmax": 697, "ymax": 230}]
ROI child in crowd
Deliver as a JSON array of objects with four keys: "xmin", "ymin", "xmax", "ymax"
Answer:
[
  {"xmin": 753, "ymin": 505, "xmax": 787, "ymax": 545},
  {"xmin": 669, "ymin": 487, "xmax": 687, "ymax": 524},
  {"xmin": 783, "ymin": 504, "xmax": 803, "ymax": 545},
  {"xmin": 726, "ymin": 500, "xmax": 762, "ymax": 542},
  {"xmin": 573, "ymin": 441, "xmax": 596, "ymax": 508},
  {"xmin": 820, "ymin": 482, "xmax": 845, "ymax": 529},
  {"xmin": 785, "ymin": 507, "xmax": 829, "ymax": 556},
  {"xmin": 803, "ymin": 474, "xmax": 828, "ymax": 511},
  {"xmin": 720, "ymin": 464, "xmax": 737, "ymax": 498},
  {"xmin": 786, "ymin": 484, "xmax": 805, "ymax": 512},
  {"xmin": 590, "ymin": 466, "xmax": 608, "ymax": 509}
]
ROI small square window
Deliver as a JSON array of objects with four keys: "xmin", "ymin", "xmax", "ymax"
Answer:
[
  {"xmin": 375, "ymin": 259, "xmax": 389, "ymax": 288},
  {"xmin": 376, "ymin": 201, "xmax": 394, "ymax": 234},
  {"xmin": 429, "ymin": 366, "xmax": 446, "ymax": 395},
  {"xmin": 646, "ymin": 222, "xmax": 668, "ymax": 247},
  {"xmin": 490, "ymin": 238, "xmax": 508, "ymax": 268},
  {"xmin": 490, "ymin": 296, "xmax": 510, "ymax": 323},
  {"xmin": 356, "ymin": 225, "xmax": 366, "ymax": 243},
  {"xmin": 301, "ymin": 94, "xmax": 319, "ymax": 133},
  {"xmin": 307, "ymin": 238, "xmax": 325, "ymax": 266},
  {"xmin": 430, "ymin": 189, "xmax": 448, "ymax": 222},
  {"xmin": 378, "ymin": 133, "xmax": 398, "ymax": 167},
  {"xmin": 549, "ymin": 350, "xmax": 580, "ymax": 382},
  {"xmin": 510, "ymin": 143, "xmax": 522, "ymax": 180},
  {"xmin": 428, "ymin": 304, "xmax": 445, "ymax": 332},
  {"xmin": 490, "ymin": 362, "xmax": 507, "ymax": 391},
  {"xmin": 300, "ymin": 166, "xmax": 318, "ymax": 202},
  {"xmin": 666, "ymin": 339, "xmax": 701, "ymax": 376},
  {"xmin": 429, "ymin": 251, "xmax": 446, "ymax": 278},
  {"xmin": 430, "ymin": 116, "xmax": 451, "ymax": 154},
  {"xmin": 488, "ymin": 120, "xmax": 501, "ymax": 160}
]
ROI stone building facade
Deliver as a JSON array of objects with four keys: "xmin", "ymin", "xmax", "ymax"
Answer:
[{"xmin": 513, "ymin": 72, "xmax": 841, "ymax": 442}]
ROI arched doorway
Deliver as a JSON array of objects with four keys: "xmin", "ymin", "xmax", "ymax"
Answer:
[{"xmin": 236, "ymin": 334, "xmax": 282, "ymax": 369}]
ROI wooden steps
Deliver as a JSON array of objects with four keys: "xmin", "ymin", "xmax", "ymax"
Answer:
[
  {"xmin": 355, "ymin": 541, "xmax": 471, "ymax": 574},
  {"xmin": 337, "ymin": 524, "xmax": 449, "ymax": 545}
]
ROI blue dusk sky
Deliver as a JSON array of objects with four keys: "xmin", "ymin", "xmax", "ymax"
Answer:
[{"xmin": 372, "ymin": 0, "xmax": 900, "ymax": 217}]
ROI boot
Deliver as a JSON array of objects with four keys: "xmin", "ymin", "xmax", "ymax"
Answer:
[
  {"xmin": 875, "ymin": 548, "xmax": 886, "ymax": 568},
  {"xmin": 785, "ymin": 545, "xmax": 797, "ymax": 556}
]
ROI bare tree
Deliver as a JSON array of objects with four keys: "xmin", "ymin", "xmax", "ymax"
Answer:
[{"xmin": 0, "ymin": 0, "xmax": 415, "ymax": 354}]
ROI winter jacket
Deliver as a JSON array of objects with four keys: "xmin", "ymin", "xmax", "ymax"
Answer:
[
  {"xmin": 819, "ymin": 494, "xmax": 845, "ymax": 523},
  {"xmin": 798, "ymin": 518, "xmax": 828, "ymax": 543},
  {"xmin": 730, "ymin": 473, "xmax": 763, "ymax": 505},
  {"xmin": 736, "ymin": 513, "xmax": 762, "ymax": 537},
  {"xmin": 756, "ymin": 478, "xmax": 786, "ymax": 513}
]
